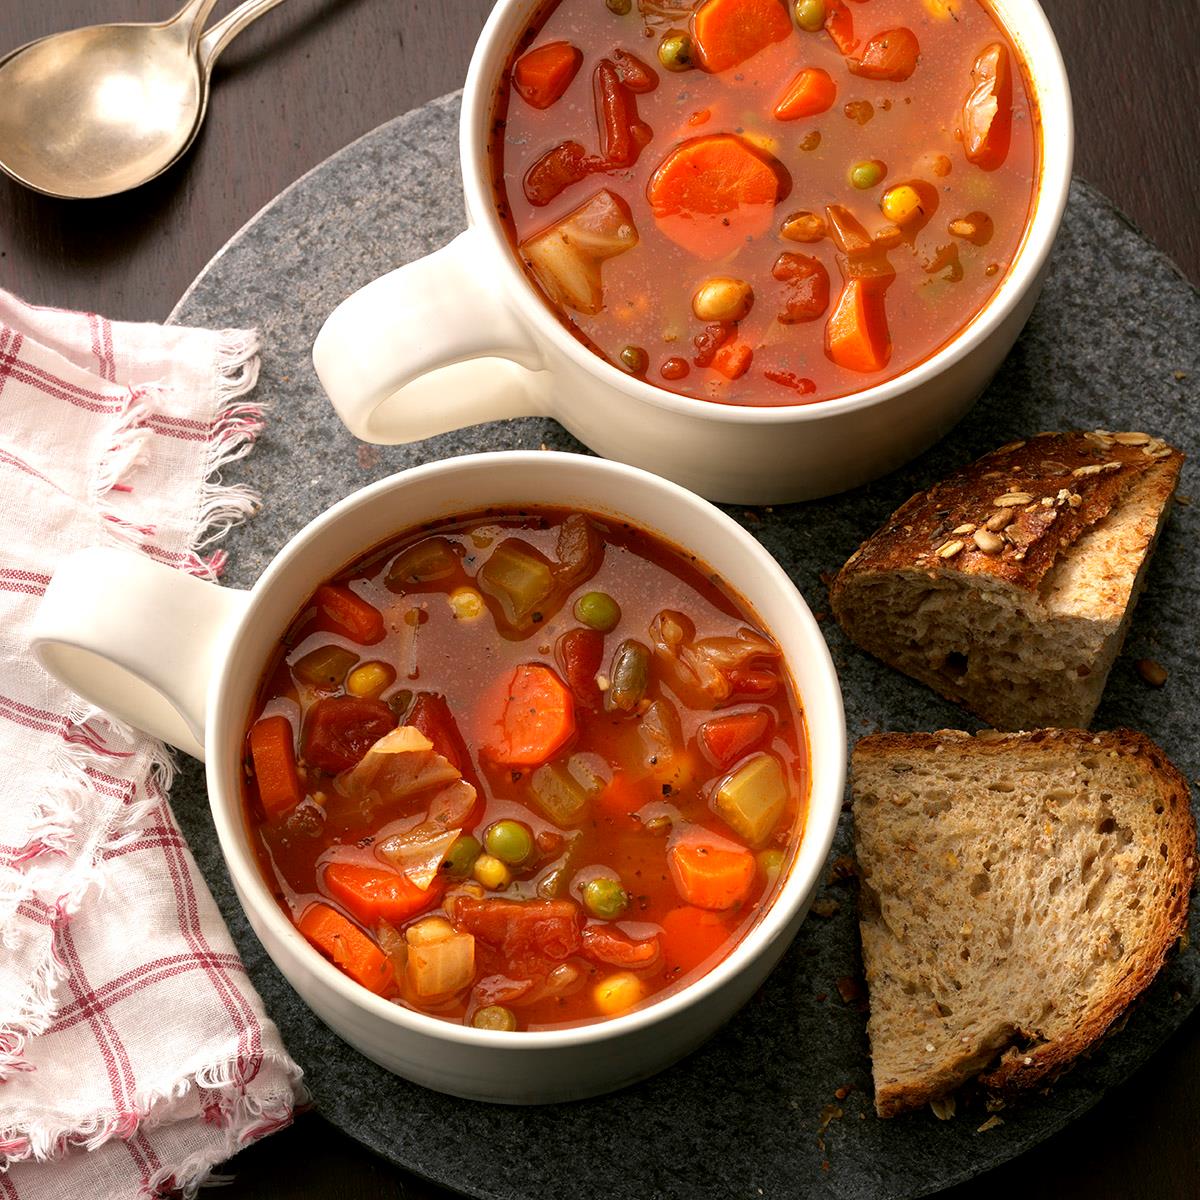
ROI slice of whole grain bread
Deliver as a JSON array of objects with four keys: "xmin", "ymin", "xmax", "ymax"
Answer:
[
  {"xmin": 852, "ymin": 728, "xmax": 1195, "ymax": 1118},
  {"xmin": 830, "ymin": 432, "xmax": 1183, "ymax": 730}
]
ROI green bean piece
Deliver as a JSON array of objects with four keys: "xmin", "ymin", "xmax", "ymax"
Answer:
[
  {"xmin": 619, "ymin": 345, "xmax": 649, "ymax": 373},
  {"xmin": 583, "ymin": 876, "xmax": 629, "ymax": 920},
  {"xmin": 442, "ymin": 834, "xmax": 482, "ymax": 877},
  {"xmin": 472, "ymin": 1005, "xmax": 518, "ymax": 1031},
  {"xmin": 574, "ymin": 591, "xmax": 622, "ymax": 632},
  {"xmin": 794, "ymin": 0, "xmax": 826, "ymax": 31},
  {"xmin": 605, "ymin": 639, "xmax": 650, "ymax": 712},
  {"xmin": 657, "ymin": 32, "xmax": 693, "ymax": 72},
  {"xmin": 484, "ymin": 819, "xmax": 534, "ymax": 866},
  {"xmin": 384, "ymin": 536, "xmax": 458, "ymax": 592},
  {"xmin": 606, "ymin": 0, "xmax": 632, "ymax": 13},
  {"xmin": 849, "ymin": 159, "xmax": 886, "ymax": 190},
  {"xmin": 293, "ymin": 644, "xmax": 359, "ymax": 688}
]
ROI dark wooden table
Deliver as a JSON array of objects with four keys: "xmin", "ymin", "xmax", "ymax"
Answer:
[{"xmin": 1, "ymin": 3, "xmax": 1197, "ymax": 1198}]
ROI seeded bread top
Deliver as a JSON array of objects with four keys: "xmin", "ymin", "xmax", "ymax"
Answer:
[{"xmin": 832, "ymin": 432, "xmax": 1183, "ymax": 595}]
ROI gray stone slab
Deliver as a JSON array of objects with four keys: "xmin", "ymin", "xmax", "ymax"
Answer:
[{"xmin": 170, "ymin": 91, "xmax": 1200, "ymax": 1200}]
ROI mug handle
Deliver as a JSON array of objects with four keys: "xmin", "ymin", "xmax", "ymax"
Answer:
[
  {"xmin": 30, "ymin": 547, "xmax": 249, "ymax": 761},
  {"xmin": 312, "ymin": 228, "xmax": 549, "ymax": 444}
]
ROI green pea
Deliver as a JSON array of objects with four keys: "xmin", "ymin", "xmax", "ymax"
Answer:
[
  {"xmin": 657, "ymin": 31, "xmax": 693, "ymax": 72},
  {"xmin": 849, "ymin": 159, "xmax": 886, "ymax": 190},
  {"xmin": 574, "ymin": 591, "xmax": 622, "ymax": 633},
  {"xmin": 794, "ymin": 0, "xmax": 826, "ymax": 31},
  {"xmin": 484, "ymin": 819, "xmax": 534, "ymax": 866},
  {"xmin": 472, "ymin": 1005, "xmax": 518, "ymax": 1031},
  {"xmin": 619, "ymin": 345, "xmax": 648, "ymax": 374},
  {"xmin": 442, "ymin": 834, "xmax": 481, "ymax": 877},
  {"xmin": 583, "ymin": 876, "xmax": 630, "ymax": 920}
]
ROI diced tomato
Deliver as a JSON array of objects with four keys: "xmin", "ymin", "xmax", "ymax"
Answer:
[
  {"xmin": 773, "ymin": 252, "xmax": 831, "ymax": 323},
  {"xmin": 849, "ymin": 28, "xmax": 920, "ymax": 83},
  {"xmin": 557, "ymin": 627, "xmax": 604, "ymax": 708},
  {"xmin": 323, "ymin": 860, "xmax": 443, "ymax": 925},
  {"xmin": 699, "ymin": 710, "xmax": 772, "ymax": 769},
  {"xmin": 594, "ymin": 60, "xmax": 651, "ymax": 167},
  {"xmin": 661, "ymin": 906, "xmax": 731, "ymax": 975},
  {"xmin": 458, "ymin": 899, "xmax": 582, "ymax": 976},
  {"xmin": 824, "ymin": 0, "xmax": 858, "ymax": 54},
  {"xmin": 408, "ymin": 692, "xmax": 470, "ymax": 775},
  {"xmin": 726, "ymin": 665, "xmax": 780, "ymax": 699},
  {"xmin": 712, "ymin": 342, "xmax": 753, "ymax": 380},
  {"xmin": 523, "ymin": 140, "xmax": 596, "ymax": 207},
  {"xmin": 611, "ymin": 48, "xmax": 658, "ymax": 94},
  {"xmin": 961, "ymin": 42, "xmax": 1012, "ymax": 170},
  {"xmin": 582, "ymin": 925, "xmax": 661, "ymax": 969},
  {"xmin": 315, "ymin": 584, "xmax": 385, "ymax": 645},
  {"xmin": 302, "ymin": 696, "xmax": 396, "ymax": 773}
]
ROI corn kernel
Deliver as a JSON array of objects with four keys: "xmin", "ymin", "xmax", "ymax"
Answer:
[
  {"xmin": 922, "ymin": 0, "xmax": 960, "ymax": 18},
  {"xmin": 593, "ymin": 971, "xmax": 645, "ymax": 1016},
  {"xmin": 881, "ymin": 184, "xmax": 924, "ymax": 226},
  {"xmin": 472, "ymin": 853, "xmax": 511, "ymax": 890},
  {"xmin": 345, "ymin": 660, "xmax": 395, "ymax": 698},
  {"xmin": 448, "ymin": 587, "xmax": 485, "ymax": 620}
]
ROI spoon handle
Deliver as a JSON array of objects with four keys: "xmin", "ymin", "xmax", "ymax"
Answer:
[{"xmin": 198, "ymin": 0, "xmax": 290, "ymax": 70}]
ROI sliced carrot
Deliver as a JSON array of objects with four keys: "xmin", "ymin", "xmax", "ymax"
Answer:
[
  {"xmin": 661, "ymin": 905, "xmax": 732, "ymax": 974},
  {"xmin": 323, "ymin": 861, "xmax": 443, "ymax": 926},
  {"xmin": 513, "ymin": 40, "xmax": 583, "ymax": 110},
  {"xmin": 248, "ymin": 715, "xmax": 304, "ymax": 820},
  {"xmin": 315, "ymin": 584, "xmax": 385, "ymax": 645},
  {"xmin": 712, "ymin": 342, "xmax": 753, "ymax": 380},
  {"xmin": 824, "ymin": 0, "xmax": 859, "ymax": 55},
  {"xmin": 699, "ymin": 710, "xmax": 771, "ymax": 769},
  {"xmin": 483, "ymin": 663, "xmax": 576, "ymax": 767},
  {"xmin": 826, "ymin": 277, "xmax": 892, "ymax": 373},
  {"xmin": 773, "ymin": 67, "xmax": 837, "ymax": 121},
  {"xmin": 647, "ymin": 134, "xmax": 790, "ymax": 260},
  {"xmin": 668, "ymin": 841, "xmax": 755, "ymax": 910},
  {"xmin": 848, "ymin": 27, "xmax": 920, "ymax": 82},
  {"xmin": 297, "ymin": 903, "xmax": 393, "ymax": 995},
  {"xmin": 692, "ymin": 0, "xmax": 792, "ymax": 74}
]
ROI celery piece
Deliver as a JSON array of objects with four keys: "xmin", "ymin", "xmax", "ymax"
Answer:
[{"xmin": 478, "ymin": 539, "xmax": 554, "ymax": 627}]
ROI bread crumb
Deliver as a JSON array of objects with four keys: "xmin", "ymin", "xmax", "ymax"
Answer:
[
  {"xmin": 811, "ymin": 898, "xmax": 841, "ymax": 918},
  {"xmin": 976, "ymin": 1115, "xmax": 1004, "ymax": 1133},
  {"xmin": 1136, "ymin": 658, "xmax": 1168, "ymax": 687}
]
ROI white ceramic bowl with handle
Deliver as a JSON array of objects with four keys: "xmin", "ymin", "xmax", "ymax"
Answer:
[
  {"xmin": 30, "ymin": 451, "xmax": 846, "ymax": 1103},
  {"xmin": 311, "ymin": 0, "xmax": 1072, "ymax": 505}
]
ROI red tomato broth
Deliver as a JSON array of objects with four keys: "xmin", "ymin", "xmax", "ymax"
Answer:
[
  {"xmin": 490, "ymin": 0, "xmax": 1040, "ymax": 407},
  {"xmin": 241, "ymin": 508, "xmax": 809, "ymax": 1030}
]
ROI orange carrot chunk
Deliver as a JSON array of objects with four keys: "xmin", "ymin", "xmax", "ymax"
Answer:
[
  {"xmin": 773, "ymin": 67, "xmax": 837, "ymax": 121},
  {"xmin": 248, "ymin": 715, "xmax": 304, "ymax": 820},
  {"xmin": 513, "ymin": 41, "xmax": 583, "ymax": 109},
  {"xmin": 297, "ymin": 903, "xmax": 393, "ymax": 995},
  {"xmin": 483, "ymin": 663, "xmax": 577, "ymax": 767},
  {"xmin": 961, "ymin": 42, "xmax": 1012, "ymax": 170},
  {"xmin": 323, "ymin": 861, "xmax": 442, "ymax": 926},
  {"xmin": 315, "ymin": 584, "xmax": 385, "ymax": 645},
  {"xmin": 826, "ymin": 277, "xmax": 892, "ymax": 372},
  {"xmin": 661, "ymin": 905, "xmax": 731, "ymax": 974},
  {"xmin": 693, "ymin": 0, "xmax": 793, "ymax": 73},
  {"xmin": 647, "ymin": 134, "xmax": 790, "ymax": 260},
  {"xmin": 668, "ymin": 841, "xmax": 756, "ymax": 910}
]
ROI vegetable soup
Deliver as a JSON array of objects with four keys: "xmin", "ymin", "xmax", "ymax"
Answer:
[
  {"xmin": 242, "ymin": 509, "xmax": 808, "ymax": 1030},
  {"xmin": 490, "ymin": 0, "xmax": 1039, "ymax": 407}
]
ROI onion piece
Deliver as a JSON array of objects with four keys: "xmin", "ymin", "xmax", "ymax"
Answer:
[
  {"xmin": 376, "ymin": 825, "xmax": 462, "ymax": 891},
  {"xmin": 521, "ymin": 189, "xmax": 639, "ymax": 316},
  {"xmin": 337, "ymin": 725, "xmax": 461, "ymax": 809},
  {"xmin": 649, "ymin": 610, "xmax": 779, "ymax": 703}
]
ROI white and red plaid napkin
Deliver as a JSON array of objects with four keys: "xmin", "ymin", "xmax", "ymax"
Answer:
[{"xmin": 0, "ymin": 291, "xmax": 303, "ymax": 1198}]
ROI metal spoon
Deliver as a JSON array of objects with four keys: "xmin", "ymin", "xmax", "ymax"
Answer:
[{"xmin": 0, "ymin": 0, "xmax": 289, "ymax": 200}]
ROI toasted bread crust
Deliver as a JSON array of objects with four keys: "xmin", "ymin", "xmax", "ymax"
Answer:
[
  {"xmin": 830, "ymin": 432, "xmax": 1183, "ymax": 603},
  {"xmin": 853, "ymin": 729, "xmax": 1196, "ymax": 1116}
]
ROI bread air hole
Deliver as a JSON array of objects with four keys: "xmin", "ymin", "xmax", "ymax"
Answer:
[{"xmin": 943, "ymin": 651, "xmax": 969, "ymax": 677}]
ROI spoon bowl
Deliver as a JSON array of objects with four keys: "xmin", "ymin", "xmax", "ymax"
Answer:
[{"xmin": 0, "ymin": 0, "xmax": 287, "ymax": 200}]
